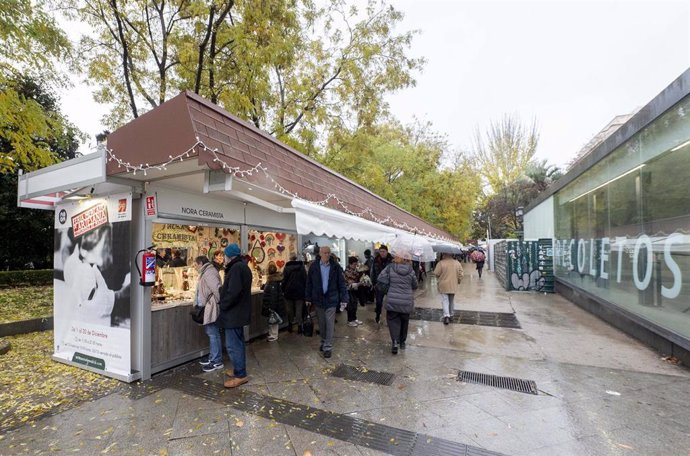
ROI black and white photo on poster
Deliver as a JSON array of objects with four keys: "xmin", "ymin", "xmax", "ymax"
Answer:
[{"xmin": 53, "ymin": 193, "xmax": 131, "ymax": 375}]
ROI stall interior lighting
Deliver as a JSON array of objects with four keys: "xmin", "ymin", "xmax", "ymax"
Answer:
[{"xmin": 568, "ymin": 164, "xmax": 646, "ymax": 203}]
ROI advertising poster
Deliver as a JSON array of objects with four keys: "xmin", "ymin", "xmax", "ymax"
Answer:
[{"xmin": 53, "ymin": 193, "xmax": 132, "ymax": 377}]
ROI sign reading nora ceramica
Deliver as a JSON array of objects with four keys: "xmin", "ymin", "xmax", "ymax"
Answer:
[{"xmin": 53, "ymin": 193, "xmax": 132, "ymax": 377}]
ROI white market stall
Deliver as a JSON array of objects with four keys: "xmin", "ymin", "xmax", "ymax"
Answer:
[{"xmin": 17, "ymin": 91, "xmax": 459, "ymax": 382}]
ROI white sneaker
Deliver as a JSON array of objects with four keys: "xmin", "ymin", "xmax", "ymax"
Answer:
[
  {"xmin": 354, "ymin": 320, "xmax": 363, "ymax": 325},
  {"xmin": 347, "ymin": 321, "xmax": 358, "ymax": 327},
  {"xmin": 267, "ymin": 336, "xmax": 278, "ymax": 342}
]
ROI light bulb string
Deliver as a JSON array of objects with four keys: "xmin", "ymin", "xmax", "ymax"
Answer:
[{"xmin": 104, "ymin": 138, "xmax": 453, "ymax": 242}]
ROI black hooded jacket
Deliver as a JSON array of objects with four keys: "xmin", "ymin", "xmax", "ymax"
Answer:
[{"xmin": 281, "ymin": 260, "xmax": 307, "ymax": 300}]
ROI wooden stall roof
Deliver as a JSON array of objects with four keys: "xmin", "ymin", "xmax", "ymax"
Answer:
[{"xmin": 107, "ymin": 91, "xmax": 456, "ymax": 241}]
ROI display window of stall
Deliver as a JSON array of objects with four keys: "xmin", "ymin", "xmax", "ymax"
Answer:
[
  {"xmin": 247, "ymin": 229, "xmax": 298, "ymax": 289},
  {"xmin": 151, "ymin": 223, "xmax": 240, "ymax": 306}
]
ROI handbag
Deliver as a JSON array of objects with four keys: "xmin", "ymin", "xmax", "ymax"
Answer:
[
  {"xmin": 375, "ymin": 267, "xmax": 390, "ymax": 294},
  {"xmin": 375, "ymin": 281, "xmax": 389, "ymax": 294},
  {"xmin": 190, "ymin": 305, "xmax": 204, "ymax": 324},
  {"xmin": 302, "ymin": 313, "xmax": 314, "ymax": 337},
  {"xmin": 268, "ymin": 309, "xmax": 283, "ymax": 326}
]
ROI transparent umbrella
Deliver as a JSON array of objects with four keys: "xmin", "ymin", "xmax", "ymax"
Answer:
[
  {"xmin": 388, "ymin": 233, "xmax": 436, "ymax": 262},
  {"xmin": 431, "ymin": 243, "xmax": 463, "ymax": 254}
]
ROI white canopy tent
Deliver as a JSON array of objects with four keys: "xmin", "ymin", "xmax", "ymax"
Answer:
[
  {"xmin": 291, "ymin": 199, "xmax": 463, "ymax": 255},
  {"xmin": 291, "ymin": 199, "xmax": 400, "ymax": 244}
]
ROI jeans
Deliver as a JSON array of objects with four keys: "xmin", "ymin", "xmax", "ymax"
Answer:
[
  {"xmin": 347, "ymin": 290, "xmax": 358, "ymax": 322},
  {"xmin": 204, "ymin": 323, "xmax": 223, "ymax": 365},
  {"xmin": 223, "ymin": 327, "xmax": 247, "ymax": 378},
  {"xmin": 387, "ymin": 310, "xmax": 410, "ymax": 344},
  {"xmin": 441, "ymin": 293, "xmax": 455, "ymax": 318},
  {"xmin": 316, "ymin": 306, "xmax": 336, "ymax": 352}
]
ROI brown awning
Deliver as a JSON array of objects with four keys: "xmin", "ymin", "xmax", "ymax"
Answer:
[{"xmin": 107, "ymin": 91, "xmax": 456, "ymax": 241}]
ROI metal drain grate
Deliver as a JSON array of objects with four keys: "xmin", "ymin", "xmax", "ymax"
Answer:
[
  {"xmin": 458, "ymin": 370, "xmax": 538, "ymax": 395},
  {"xmin": 411, "ymin": 308, "xmax": 521, "ymax": 329},
  {"xmin": 171, "ymin": 375, "xmax": 507, "ymax": 456},
  {"xmin": 331, "ymin": 364, "xmax": 395, "ymax": 386}
]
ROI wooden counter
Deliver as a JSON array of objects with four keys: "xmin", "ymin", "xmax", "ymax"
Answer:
[
  {"xmin": 151, "ymin": 301, "xmax": 207, "ymax": 370},
  {"xmin": 150, "ymin": 291, "xmax": 270, "ymax": 371}
]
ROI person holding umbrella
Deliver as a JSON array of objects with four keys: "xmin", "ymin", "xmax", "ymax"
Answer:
[
  {"xmin": 470, "ymin": 249, "xmax": 486, "ymax": 278},
  {"xmin": 375, "ymin": 251, "xmax": 418, "ymax": 354},
  {"xmin": 433, "ymin": 253, "xmax": 464, "ymax": 325}
]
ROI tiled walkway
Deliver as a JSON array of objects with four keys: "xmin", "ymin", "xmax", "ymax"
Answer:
[{"xmin": 1, "ymin": 270, "xmax": 688, "ymax": 455}]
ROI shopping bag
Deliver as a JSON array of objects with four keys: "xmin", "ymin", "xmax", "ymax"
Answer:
[
  {"xmin": 302, "ymin": 314, "xmax": 314, "ymax": 337},
  {"xmin": 268, "ymin": 310, "xmax": 283, "ymax": 326}
]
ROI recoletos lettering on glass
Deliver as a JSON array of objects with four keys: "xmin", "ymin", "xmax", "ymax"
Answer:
[{"xmin": 555, "ymin": 234, "xmax": 687, "ymax": 298}]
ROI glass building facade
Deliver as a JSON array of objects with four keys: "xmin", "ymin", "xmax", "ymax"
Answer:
[{"xmin": 554, "ymin": 93, "xmax": 690, "ymax": 344}]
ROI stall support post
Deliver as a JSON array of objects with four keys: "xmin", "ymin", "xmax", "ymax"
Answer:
[
  {"xmin": 240, "ymin": 224, "xmax": 249, "ymax": 254},
  {"xmin": 132, "ymin": 198, "xmax": 153, "ymax": 381}
]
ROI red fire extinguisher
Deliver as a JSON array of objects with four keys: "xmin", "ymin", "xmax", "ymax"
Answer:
[{"xmin": 136, "ymin": 245, "xmax": 156, "ymax": 287}]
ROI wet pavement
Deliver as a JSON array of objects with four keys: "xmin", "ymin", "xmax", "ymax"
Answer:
[{"xmin": 1, "ymin": 269, "xmax": 689, "ymax": 455}]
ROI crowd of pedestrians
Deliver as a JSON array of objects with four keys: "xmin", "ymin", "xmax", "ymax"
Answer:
[{"xmin": 193, "ymin": 241, "xmax": 483, "ymax": 388}]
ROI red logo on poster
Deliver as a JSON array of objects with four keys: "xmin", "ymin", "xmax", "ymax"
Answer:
[
  {"xmin": 145, "ymin": 195, "xmax": 157, "ymax": 217},
  {"xmin": 118, "ymin": 199, "xmax": 127, "ymax": 213},
  {"xmin": 72, "ymin": 203, "xmax": 109, "ymax": 237}
]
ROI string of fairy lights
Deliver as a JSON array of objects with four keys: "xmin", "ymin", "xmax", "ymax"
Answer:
[{"xmin": 105, "ymin": 138, "xmax": 454, "ymax": 242}]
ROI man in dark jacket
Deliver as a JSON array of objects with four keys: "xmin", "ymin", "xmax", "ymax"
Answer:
[
  {"xmin": 363, "ymin": 249, "xmax": 375, "ymax": 303},
  {"xmin": 305, "ymin": 246, "xmax": 348, "ymax": 358},
  {"xmin": 372, "ymin": 245, "xmax": 393, "ymax": 324},
  {"xmin": 281, "ymin": 253, "xmax": 307, "ymax": 333},
  {"xmin": 218, "ymin": 243, "xmax": 252, "ymax": 388}
]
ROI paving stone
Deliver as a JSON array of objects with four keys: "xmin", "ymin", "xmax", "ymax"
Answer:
[
  {"xmin": 171, "ymin": 406, "xmax": 230, "ymax": 439},
  {"xmin": 3, "ymin": 272, "xmax": 690, "ymax": 456},
  {"xmin": 167, "ymin": 432, "xmax": 232, "ymax": 456}
]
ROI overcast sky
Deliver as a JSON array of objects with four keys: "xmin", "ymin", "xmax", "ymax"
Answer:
[{"xmin": 59, "ymin": 0, "xmax": 690, "ymax": 170}]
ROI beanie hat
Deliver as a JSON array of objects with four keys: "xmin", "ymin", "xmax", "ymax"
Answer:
[{"xmin": 224, "ymin": 243, "xmax": 241, "ymax": 258}]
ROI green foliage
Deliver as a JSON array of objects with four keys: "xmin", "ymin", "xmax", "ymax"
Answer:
[
  {"xmin": 0, "ymin": 271, "xmax": 53, "ymax": 289},
  {"xmin": 323, "ymin": 120, "xmax": 481, "ymax": 240},
  {"xmin": 474, "ymin": 114, "xmax": 538, "ymax": 193},
  {"xmin": 0, "ymin": 0, "xmax": 71, "ymax": 80},
  {"xmin": 0, "ymin": 0, "xmax": 75, "ymax": 173},
  {"xmin": 68, "ymin": 0, "xmax": 423, "ymax": 153},
  {"xmin": 0, "ymin": 78, "xmax": 80, "ymax": 270},
  {"xmin": 524, "ymin": 158, "xmax": 562, "ymax": 192},
  {"xmin": 471, "ymin": 159, "xmax": 562, "ymax": 240},
  {"xmin": 0, "ymin": 78, "xmax": 81, "ymax": 173}
]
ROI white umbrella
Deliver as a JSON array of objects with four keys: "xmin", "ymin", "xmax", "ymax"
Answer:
[
  {"xmin": 388, "ymin": 233, "xmax": 436, "ymax": 262},
  {"xmin": 431, "ymin": 243, "xmax": 463, "ymax": 254}
]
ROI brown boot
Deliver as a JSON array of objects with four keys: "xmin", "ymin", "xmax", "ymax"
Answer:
[
  {"xmin": 225, "ymin": 370, "xmax": 235, "ymax": 378},
  {"xmin": 224, "ymin": 376, "xmax": 249, "ymax": 388}
]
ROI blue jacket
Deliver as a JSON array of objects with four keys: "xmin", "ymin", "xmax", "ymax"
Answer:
[{"xmin": 305, "ymin": 258, "xmax": 348, "ymax": 309}]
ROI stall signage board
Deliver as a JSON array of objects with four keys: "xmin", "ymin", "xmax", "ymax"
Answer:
[
  {"xmin": 153, "ymin": 187, "xmax": 244, "ymax": 224},
  {"xmin": 53, "ymin": 193, "xmax": 132, "ymax": 378},
  {"xmin": 145, "ymin": 194, "xmax": 158, "ymax": 218}
]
